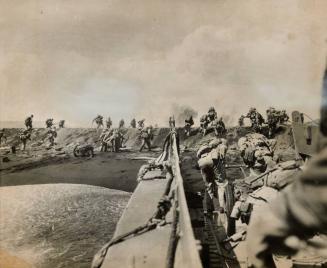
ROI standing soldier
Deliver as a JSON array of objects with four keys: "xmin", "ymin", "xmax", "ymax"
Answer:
[
  {"xmin": 106, "ymin": 117, "xmax": 112, "ymax": 129},
  {"xmin": 119, "ymin": 119, "xmax": 125, "ymax": 129},
  {"xmin": 45, "ymin": 118, "xmax": 54, "ymax": 128},
  {"xmin": 169, "ymin": 116, "xmax": 175, "ymax": 128},
  {"xmin": 92, "ymin": 115, "xmax": 104, "ymax": 129},
  {"xmin": 130, "ymin": 118, "xmax": 136, "ymax": 128},
  {"xmin": 25, "ymin": 115, "xmax": 34, "ymax": 130},
  {"xmin": 266, "ymin": 107, "xmax": 278, "ymax": 138},
  {"xmin": 0, "ymin": 128, "xmax": 7, "ymax": 146},
  {"xmin": 19, "ymin": 129, "xmax": 31, "ymax": 151},
  {"xmin": 58, "ymin": 120, "xmax": 65, "ymax": 128},
  {"xmin": 139, "ymin": 126, "xmax": 153, "ymax": 152}
]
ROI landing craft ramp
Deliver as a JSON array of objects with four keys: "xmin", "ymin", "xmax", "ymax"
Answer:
[{"xmin": 93, "ymin": 130, "xmax": 203, "ymax": 268}]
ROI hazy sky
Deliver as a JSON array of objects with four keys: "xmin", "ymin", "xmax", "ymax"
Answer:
[{"xmin": 1, "ymin": 0, "xmax": 327, "ymax": 127}]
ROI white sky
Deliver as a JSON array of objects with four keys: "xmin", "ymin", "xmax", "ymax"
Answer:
[{"xmin": 1, "ymin": 0, "xmax": 326, "ymax": 127}]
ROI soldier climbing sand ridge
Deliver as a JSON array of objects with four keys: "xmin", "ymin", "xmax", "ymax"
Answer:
[
  {"xmin": 25, "ymin": 114, "xmax": 34, "ymax": 130},
  {"xmin": 19, "ymin": 129, "xmax": 32, "ymax": 151},
  {"xmin": 92, "ymin": 115, "xmax": 104, "ymax": 129},
  {"xmin": 137, "ymin": 119, "xmax": 145, "ymax": 130},
  {"xmin": 130, "ymin": 118, "xmax": 136, "ymax": 128},
  {"xmin": 0, "ymin": 128, "xmax": 7, "ymax": 146},
  {"xmin": 45, "ymin": 118, "xmax": 54, "ymax": 128},
  {"xmin": 139, "ymin": 126, "xmax": 154, "ymax": 152},
  {"xmin": 184, "ymin": 115, "xmax": 194, "ymax": 137},
  {"xmin": 58, "ymin": 120, "xmax": 65, "ymax": 128},
  {"xmin": 119, "ymin": 119, "xmax": 125, "ymax": 129},
  {"xmin": 47, "ymin": 127, "xmax": 57, "ymax": 147},
  {"xmin": 106, "ymin": 117, "xmax": 112, "ymax": 129},
  {"xmin": 241, "ymin": 108, "xmax": 265, "ymax": 133}
]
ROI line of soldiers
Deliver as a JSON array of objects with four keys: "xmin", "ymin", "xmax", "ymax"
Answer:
[
  {"xmin": 239, "ymin": 107, "xmax": 289, "ymax": 137},
  {"xmin": 199, "ymin": 107, "xmax": 226, "ymax": 137},
  {"xmin": 92, "ymin": 115, "xmax": 138, "ymax": 129}
]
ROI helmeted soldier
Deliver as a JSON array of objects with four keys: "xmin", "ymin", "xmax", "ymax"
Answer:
[
  {"xmin": 137, "ymin": 119, "xmax": 145, "ymax": 130},
  {"xmin": 106, "ymin": 117, "xmax": 112, "ymax": 129},
  {"xmin": 200, "ymin": 114, "xmax": 210, "ymax": 136},
  {"xmin": 47, "ymin": 127, "xmax": 57, "ymax": 147},
  {"xmin": 0, "ymin": 128, "xmax": 7, "ymax": 146},
  {"xmin": 130, "ymin": 118, "xmax": 136, "ymax": 128},
  {"xmin": 119, "ymin": 119, "xmax": 125, "ymax": 129},
  {"xmin": 207, "ymin": 106, "xmax": 218, "ymax": 122},
  {"xmin": 19, "ymin": 129, "xmax": 32, "ymax": 150},
  {"xmin": 213, "ymin": 117, "xmax": 226, "ymax": 137},
  {"xmin": 25, "ymin": 115, "xmax": 34, "ymax": 130},
  {"xmin": 58, "ymin": 120, "xmax": 65, "ymax": 128},
  {"xmin": 139, "ymin": 126, "xmax": 154, "ymax": 152},
  {"xmin": 93, "ymin": 115, "xmax": 104, "ymax": 129},
  {"xmin": 266, "ymin": 107, "xmax": 279, "ymax": 138},
  {"xmin": 45, "ymin": 118, "xmax": 54, "ymax": 128},
  {"xmin": 279, "ymin": 109, "xmax": 289, "ymax": 124},
  {"xmin": 184, "ymin": 116, "xmax": 194, "ymax": 137},
  {"xmin": 244, "ymin": 108, "xmax": 265, "ymax": 132}
]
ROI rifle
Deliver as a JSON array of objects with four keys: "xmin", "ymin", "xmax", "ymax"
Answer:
[{"xmin": 247, "ymin": 161, "xmax": 300, "ymax": 185}]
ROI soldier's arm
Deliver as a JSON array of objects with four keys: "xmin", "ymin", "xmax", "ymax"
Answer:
[{"xmin": 247, "ymin": 148, "xmax": 327, "ymax": 268}]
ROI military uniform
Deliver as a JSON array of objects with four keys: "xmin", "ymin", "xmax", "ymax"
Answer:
[
  {"xmin": 139, "ymin": 127, "xmax": 153, "ymax": 152},
  {"xmin": 0, "ymin": 129, "xmax": 7, "ymax": 145},
  {"xmin": 184, "ymin": 116, "xmax": 194, "ymax": 136},
  {"xmin": 93, "ymin": 115, "xmax": 104, "ymax": 128},
  {"xmin": 25, "ymin": 115, "xmax": 33, "ymax": 130},
  {"xmin": 247, "ymin": 148, "xmax": 327, "ymax": 268}
]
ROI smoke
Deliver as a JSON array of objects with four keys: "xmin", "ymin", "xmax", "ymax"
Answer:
[{"xmin": 171, "ymin": 104, "xmax": 198, "ymax": 126}]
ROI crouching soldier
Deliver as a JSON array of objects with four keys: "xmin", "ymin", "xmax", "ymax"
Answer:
[
  {"xmin": 139, "ymin": 126, "xmax": 154, "ymax": 152},
  {"xmin": 200, "ymin": 114, "xmax": 210, "ymax": 136},
  {"xmin": 197, "ymin": 138, "xmax": 228, "ymax": 206},
  {"xmin": 45, "ymin": 118, "xmax": 54, "ymax": 128},
  {"xmin": 47, "ymin": 127, "xmax": 57, "ymax": 147},
  {"xmin": 58, "ymin": 120, "xmax": 65, "ymax": 128},
  {"xmin": 213, "ymin": 117, "xmax": 226, "ymax": 137},
  {"xmin": 19, "ymin": 129, "xmax": 32, "ymax": 150},
  {"xmin": 184, "ymin": 116, "xmax": 194, "ymax": 137}
]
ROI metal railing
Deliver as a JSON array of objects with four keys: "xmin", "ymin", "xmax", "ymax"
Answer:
[{"xmin": 169, "ymin": 131, "xmax": 203, "ymax": 268}]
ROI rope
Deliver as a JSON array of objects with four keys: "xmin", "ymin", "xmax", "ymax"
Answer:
[{"xmin": 302, "ymin": 113, "xmax": 319, "ymax": 125}]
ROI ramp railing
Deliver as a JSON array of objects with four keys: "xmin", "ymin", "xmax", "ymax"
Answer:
[{"xmin": 167, "ymin": 130, "xmax": 203, "ymax": 268}]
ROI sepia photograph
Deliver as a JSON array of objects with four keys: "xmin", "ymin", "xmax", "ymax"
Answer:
[{"xmin": 0, "ymin": 1, "xmax": 326, "ymax": 267}]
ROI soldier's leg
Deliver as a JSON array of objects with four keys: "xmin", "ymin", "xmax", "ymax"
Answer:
[
  {"xmin": 139, "ymin": 139, "xmax": 145, "ymax": 152},
  {"xmin": 146, "ymin": 139, "xmax": 152, "ymax": 151}
]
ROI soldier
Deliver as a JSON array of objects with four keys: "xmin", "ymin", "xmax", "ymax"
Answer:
[
  {"xmin": 200, "ymin": 114, "xmax": 210, "ymax": 136},
  {"xmin": 93, "ymin": 115, "xmax": 104, "ymax": 129},
  {"xmin": 279, "ymin": 110, "xmax": 289, "ymax": 124},
  {"xmin": 244, "ymin": 108, "xmax": 265, "ymax": 133},
  {"xmin": 47, "ymin": 127, "xmax": 57, "ymax": 147},
  {"xmin": 238, "ymin": 115, "xmax": 245, "ymax": 127},
  {"xmin": 58, "ymin": 120, "xmax": 65, "ymax": 128},
  {"xmin": 106, "ymin": 117, "xmax": 112, "ymax": 129},
  {"xmin": 100, "ymin": 128, "xmax": 113, "ymax": 152},
  {"xmin": 119, "ymin": 119, "xmax": 125, "ymax": 129},
  {"xmin": 184, "ymin": 116, "xmax": 194, "ymax": 137},
  {"xmin": 45, "ymin": 118, "xmax": 54, "ymax": 128},
  {"xmin": 19, "ymin": 129, "xmax": 31, "ymax": 150},
  {"xmin": 139, "ymin": 126, "xmax": 153, "ymax": 152},
  {"xmin": 137, "ymin": 119, "xmax": 145, "ymax": 130},
  {"xmin": 169, "ymin": 116, "xmax": 175, "ymax": 128},
  {"xmin": 25, "ymin": 114, "xmax": 34, "ymax": 130},
  {"xmin": 0, "ymin": 128, "xmax": 7, "ymax": 146},
  {"xmin": 213, "ymin": 117, "xmax": 226, "ymax": 137},
  {"xmin": 207, "ymin": 106, "xmax": 218, "ymax": 122},
  {"xmin": 130, "ymin": 118, "xmax": 136, "ymax": 128},
  {"xmin": 266, "ymin": 107, "xmax": 279, "ymax": 138},
  {"xmin": 238, "ymin": 133, "xmax": 276, "ymax": 177},
  {"xmin": 247, "ymin": 64, "xmax": 327, "ymax": 268}
]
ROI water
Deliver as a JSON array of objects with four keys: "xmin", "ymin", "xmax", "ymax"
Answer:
[{"xmin": 0, "ymin": 184, "xmax": 131, "ymax": 268}]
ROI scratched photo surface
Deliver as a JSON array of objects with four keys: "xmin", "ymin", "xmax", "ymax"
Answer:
[{"xmin": 0, "ymin": 1, "xmax": 327, "ymax": 268}]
